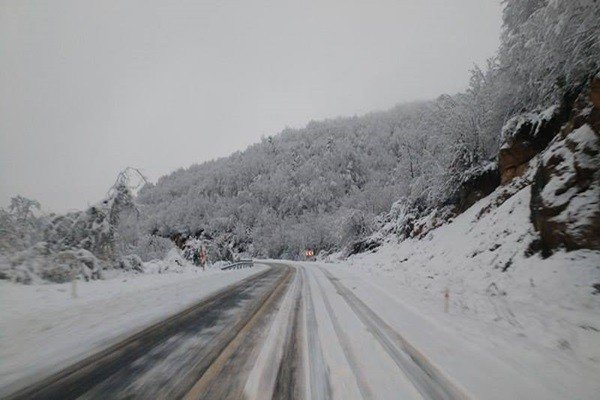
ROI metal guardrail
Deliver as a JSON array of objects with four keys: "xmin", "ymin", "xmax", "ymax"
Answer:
[{"xmin": 221, "ymin": 259, "xmax": 254, "ymax": 270}]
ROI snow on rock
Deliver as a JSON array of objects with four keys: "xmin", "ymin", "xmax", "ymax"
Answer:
[
  {"xmin": 385, "ymin": 199, "xmax": 455, "ymax": 243},
  {"xmin": 499, "ymin": 103, "xmax": 572, "ymax": 184},
  {"xmin": 449, "ymin": 161, "xmax": 501, "ymax": 214},
  {"xmin": 336, "ymin": 180, "xmax": 600, "ymax": 398},
  {"xmin": 530, "ymin": 75, "xmax": 600, "ymax": 253},
  {"xmin": 500, "ymin": 105, "xmax": 558, "ymax": 145}
]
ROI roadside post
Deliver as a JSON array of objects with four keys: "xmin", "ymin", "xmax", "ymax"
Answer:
[{"xmin": 444, "ymin": 287, "xmax": 449, "ymax": 313}]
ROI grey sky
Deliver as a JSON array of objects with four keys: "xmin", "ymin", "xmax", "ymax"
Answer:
[{"xmin": 0, "ymin": 0, "xmax": 502, "ymax": 212}]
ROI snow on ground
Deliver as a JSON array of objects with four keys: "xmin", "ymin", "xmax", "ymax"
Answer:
[
  {"xmin": 322, "ymin": 183, "xmax": 600, "ymax": 399},
  {"xmin": 0, "ymin": 262, "xmax": 267, "ymax": 394}
]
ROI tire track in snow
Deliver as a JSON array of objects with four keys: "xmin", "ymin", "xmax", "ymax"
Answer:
[
  {"xmin": 182, "ymin": 265, "xmax": 294, "ymax": 400},
  {"xmin": 272, "ymin": 272, "xmax": 303, "ymax": 400},
  {"xmin": 301, "ymin": 267, "xmax": 332, "ymax": 400},
  {"xmin": 320, "ymin": 268, "xmax": 468, "ymax": 400},
  {"xmin": 243, "ymin": 265, "xmax": 303, "ymax": 400},
  {"xmin": 309, "ymin": 268, "xmax": 375, "ymax": 400}
]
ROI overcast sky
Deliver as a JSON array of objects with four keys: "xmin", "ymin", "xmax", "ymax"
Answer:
[{"xmin": 0, "ymin": 0, "xmax": 502, "ymax": 212}]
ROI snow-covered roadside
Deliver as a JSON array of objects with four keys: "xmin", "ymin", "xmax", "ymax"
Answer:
[
  {"xmin": 321, "ymin": 183, "xmax": 600, "ymax": 399},
  {"xmin": 0, "ymin": 263, "xmax": 267, "ymax": 394}
]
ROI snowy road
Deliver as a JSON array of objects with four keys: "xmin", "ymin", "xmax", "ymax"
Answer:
[{"xmin": 5, "ymin": 262, "xmax": 473, "ymax": 400}]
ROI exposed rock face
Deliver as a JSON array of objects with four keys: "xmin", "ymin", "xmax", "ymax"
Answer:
[
  {"xmin": 452, "ymin": 163, "xmax": 501, "ymax": 213},
  {"xmin": 343, "ymin": 237, "xmax": 382, "ymax": 257},
  {"xmin": 591, "ymin": 77, "xmax": 600, "ymax": 109},
  {"xmin": 499, "ymin": 99, "xmax": 575, "ymax": 185},
  {"xmin": 398, "ymin": 206, "xmax": 455, "ymax": 240},
  {"xmin": 530, "ymin": 77, "xmax": 600, "ymax": 254}
]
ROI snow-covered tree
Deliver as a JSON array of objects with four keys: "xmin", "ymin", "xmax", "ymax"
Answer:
[
  {"xmin": 0, "ymin": 196, "xmax": 43, "ymax": 253},
  {"xmin": 498, "ymin": 0, "xmax": 600, "ymax": 109}
]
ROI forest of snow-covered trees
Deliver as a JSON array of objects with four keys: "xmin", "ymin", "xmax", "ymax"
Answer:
[
  {"xmin": 1, "ymin": 0, "xmax": 599, "ymax": 279},
  {"xmin": 137, "ymin": 0, "xmax": 600, "ymax": 257}
]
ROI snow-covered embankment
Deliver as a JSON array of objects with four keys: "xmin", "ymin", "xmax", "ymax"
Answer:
[{"xmin": 328, "ymin": 181, "xmax": 600, "ymax": 399}]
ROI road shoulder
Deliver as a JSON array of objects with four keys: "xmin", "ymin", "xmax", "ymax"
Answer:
[{"xmin": 0, "ymin": 264, "xmax": 268, "ymax": 396}]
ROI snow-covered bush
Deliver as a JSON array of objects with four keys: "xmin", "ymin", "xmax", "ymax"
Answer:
[
  {"xmin": 0, "ymin": 169, "xmax": 163, "ymax": 283},
  {"xmin": 0, "ymin": 196, "xmax": 44, "ymax": 254},
  {"xmin": 0, "ymin": 245, "xmax": 104, "ymax": 284},
  {"xmin": 339, "ymin": 209, "xmax": 374, "ymax": 245},
  {"xmin": 117, "ymin": 254, "xmax": 144, "ymax": 272},
  {"xmin": 129, "ymin": 234, "xmax": 175, "ymax": 262},
  {"xmin": 39, "ymin": 181, "xmax": 137, "ymax": 262}
]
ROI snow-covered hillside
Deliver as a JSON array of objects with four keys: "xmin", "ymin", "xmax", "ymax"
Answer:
[
  {"xmin": 2, "ymin": 0, "xmax": 598, "ymax": 281},
  {"xmin": 333, "ymin": 178, "xmax": 600, "ymax": 396}
]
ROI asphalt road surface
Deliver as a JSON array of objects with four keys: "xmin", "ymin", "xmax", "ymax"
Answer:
[{"xmin": 5, "ymin": 262, "xmax": 467, "ymax": 400}]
